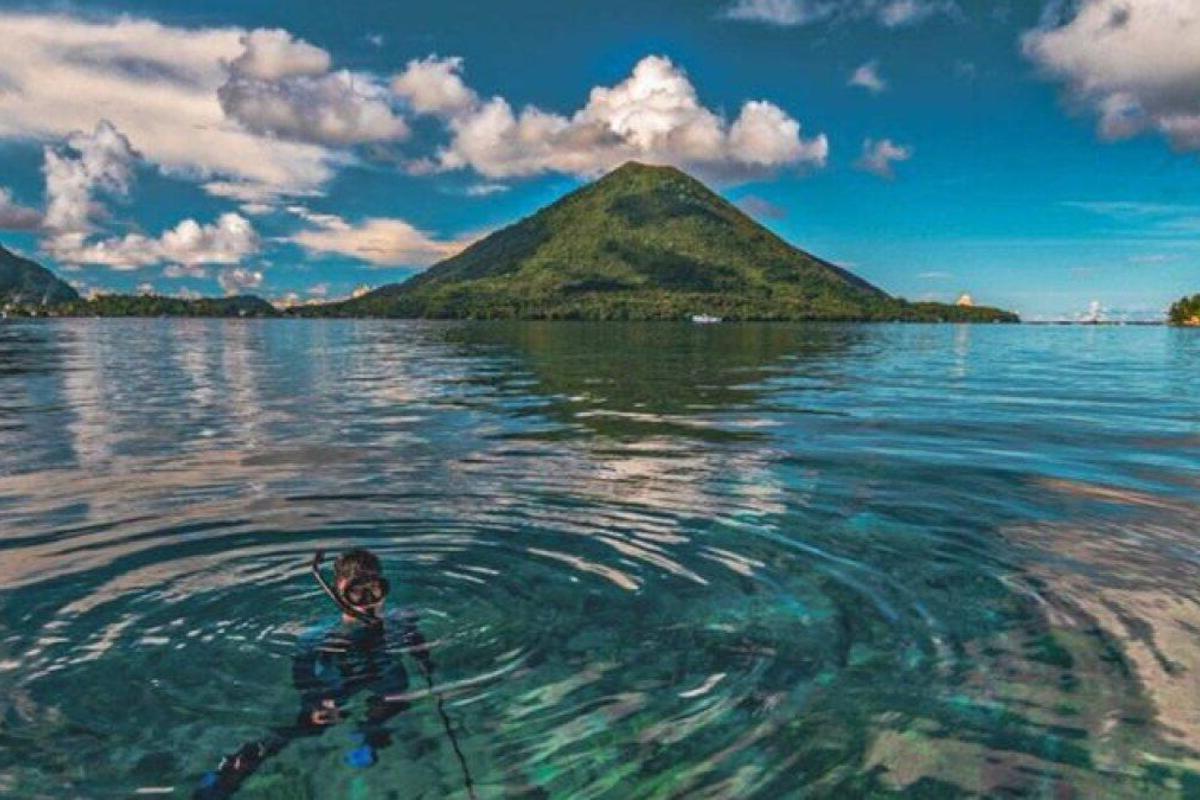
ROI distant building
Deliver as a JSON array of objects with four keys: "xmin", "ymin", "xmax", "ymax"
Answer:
[{"xmin": 956, "ymin": 293, "xmax": 974, "ymax": 307}]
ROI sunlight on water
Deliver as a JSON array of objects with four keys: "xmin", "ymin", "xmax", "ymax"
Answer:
[{"xmin": 1, "ymin": 320, "xmax": 1198, "ymax": 798}]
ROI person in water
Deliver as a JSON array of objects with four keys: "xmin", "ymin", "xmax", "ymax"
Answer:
[{"xmin": 195, "ymin": 548, "xmax": 432, "ymax": 799}]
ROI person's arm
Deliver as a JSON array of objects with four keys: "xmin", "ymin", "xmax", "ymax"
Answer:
[
  {"xmin": 398, "ymin": 609, "xmax": 435, "ymax": 677},
  {"xmin": 195, "ymin": 634, "xmax": 339, "ymax": 797},
  {"xmin": 292, "ymin": 630, "xmax": 350, "ymax": 728},
  {"xmin": 350, "ymin": 623, "xmax": 415, "ymax": 765}
]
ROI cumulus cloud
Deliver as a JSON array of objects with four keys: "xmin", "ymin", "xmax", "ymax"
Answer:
[
  {"xmin": 1023, "ymin": 0, "xmax": 1200, "ymax": 152},
  {"xmin": 288, "ymin": 209, "xmax": 472, "ymax": 267},
  {"xmin": 0, "ymin": 13, "xmax": 337, "ymax": 201},
  {"xmin": 0, "ymin": 12, "xmax": 829, "ymax": 204},
  {"xmin": 0, "ymin": 188, "xmax": 42, "ymax": 231},
  {"xmin": 41, "ymin": 120, "xmax": 140, "ymax": 260},
  {"xmin": 53, "ymin": 213, "xmax": 259, "ymax": 271},
  {"xmin": 160, "ymin": 213, "xmax": 259, "ymax": 265},
  {"xmin": 217, "ymin": 267, "xmax": 263, "ymax": 295},
  {"xmin": 42, "ymin": 121, "xmax": 138, "ymax": 236},
  {"xmin": 415, "ymin": 54, "xmax": 826, "ymax": 180},
  {"xmin": 27, "ymin": 119, "xmax": 262, "ymax": 270},
  {"xmin": 392, "ymin": 56, "xmax": 479, "ymax": 117},
  {"xmin": 218, "ymin": 29, "xmax": 408, "ymax": 146},
  {"xmin": 849, "ymin": 61, "xmax": 887, "ymax": 93},
  {"xmin": 722, "ymin": 0, "xmax": 955, "ymax": 27},
  {"xmin": 855, "ymin": 138, "xmax": 913, "ymax": 179},
  {"xmin": 225, "ymin": 28, "xmax": 329, "ymax": 81}
]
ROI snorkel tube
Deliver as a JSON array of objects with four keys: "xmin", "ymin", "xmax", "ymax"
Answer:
[{"xmin": 311, "ymin": 550, "xmax": 383, "ymax": 628}]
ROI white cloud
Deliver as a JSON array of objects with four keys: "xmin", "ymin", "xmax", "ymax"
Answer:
[
  {"xmin": 288, "ymin": 210, "xmax": 472, "ymax": 267},
  {"xmin": 225, "ymin": 28, "xmax": 329, "ymax": 81},
  {"xmin": 0, "ymin": 13, "xmax": 337, "ymax": 201},
  {"xmin": 423, "ymin": 54, "xmax": 826, "ymax": 180},
  {"xmin": 721, "ymin": 0, "xmax": 955, "ymax": 27},
  {"xmin": 40, "ymin": 120, "xmax": 141, "ymax": 262},
  {"xmin": 160, "ymin": 213, "xmax": 259, "ymax": 266},
  {"xmin": 465, "ymin": 183, "xmax": 509, "ymax": 197},
  {"xmin": 164, "ymin": 263, "xmax": 207, "ymax": 279},
  {"xmin": 392, "ymin": 56, "xmax": 478, "ymax": 117},
  {"xmin": 0, "ymin": 188, "xmax": 42, "ymax": 231},
  {"xmin": 877, "ymin": 0, "xmax": 955, "ymax": 27},
  {"xmin": 849, "ymin": 61, "xmax": 887, "ymax": 93},
  {"xmin": 855, "ymin": 137, "xmax": 913, "ymax": 179},
  {"xmin": 42, "ymin": 121, "xmax": 138, "ymax": 239},
  {"xmin": 53, "ymin": 213, "xmax": 259, "ymax": 271},
  {"xmin": 722, "ymin": 0, "xmax": 836, "ymax": 25},
  {"xmin": 53, "ymin": 233, "xmax": 160, "ymax": 270},
  {"xmin": 1023, "ymin": 0, "xmax": 1200, "ymax": 152},
  {"xmin": 217, "ymin": 267, "xmax": 264, "ymax": 295},
  {"xmin": 237, "ymin": 202, "xmax": 276, "ymax": 216},
  {"xmin": 29, "ymin": 120, "xmax": 261, "ymax": 270},
  {"xmin": 730, "ymin": 100, "xmax": 825, "ymax": 166},
  {"xmin": 136, "ymin": 282, "xmax": 155, "ymax": 296},
  {"xmin": 219, "ymin": 29, "xmax": 408, "ymax": 146},
  {"xmin": 0, "ymin": 12, "xmax": 830, "ymax": 206}
]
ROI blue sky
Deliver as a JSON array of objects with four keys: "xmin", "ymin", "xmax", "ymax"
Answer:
[{"xmin": 0, "ymin": 0, "xmax": 1198, "ymax": 319}]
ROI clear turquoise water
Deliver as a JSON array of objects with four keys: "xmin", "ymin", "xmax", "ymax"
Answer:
[{"xmin": 2, "ymin": 320, "xmax": 1199, "ymax": 798}]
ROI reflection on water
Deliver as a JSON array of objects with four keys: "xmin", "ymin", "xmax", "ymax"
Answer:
[{"xmin": 1, "ymin": 320, "xmax": 1199, "ymax": 798}]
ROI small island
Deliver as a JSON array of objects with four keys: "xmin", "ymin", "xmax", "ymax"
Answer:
[
  {"xmin": 4, "ymin": 163, "xmax": 1018, "ymax": 324},
  {"xmin": 1168, "ymin": 295, "xmax": 1200, "ymax": 327}
]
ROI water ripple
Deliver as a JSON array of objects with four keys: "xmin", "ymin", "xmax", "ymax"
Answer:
[{"xmin": 0, "ymin": 321, "xmax": 1198, "ymax": 797}]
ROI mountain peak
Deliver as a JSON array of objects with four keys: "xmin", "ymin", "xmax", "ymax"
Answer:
[
  {"xmin": 605, "ymin": 160, "xmax": 687, "ymax": 177},
  {"xmin": 593, "ymin": 160, "xmax": 703, "ymax": 192}
]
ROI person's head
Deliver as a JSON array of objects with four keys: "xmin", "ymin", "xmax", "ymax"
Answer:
[{"xmin": 333, "ymin": 549, "xmax": 389, "ymax": 619}]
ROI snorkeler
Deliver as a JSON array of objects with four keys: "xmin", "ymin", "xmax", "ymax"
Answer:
[{"xmin": 194, "ymin": 548, "xmax": 433, "ymax": 799}]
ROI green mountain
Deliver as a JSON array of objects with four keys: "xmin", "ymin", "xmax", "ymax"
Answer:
[
  {"xmin": 0, "ymin": 244, "xmax": 80, "ymax": 307},
  {"xmin": 313, "ymin": 162, "xmax": 1017, "ymax": 322}
]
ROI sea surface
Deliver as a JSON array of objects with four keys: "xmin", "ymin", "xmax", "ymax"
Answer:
[{"xmin": 1, "ymin": 319, "xmax": 1199, "ymax": 798}]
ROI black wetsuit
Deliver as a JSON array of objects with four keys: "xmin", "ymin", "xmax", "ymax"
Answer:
[{"xmin": 195, "ymin": 612, "xmax": 429, "ymax": 799}]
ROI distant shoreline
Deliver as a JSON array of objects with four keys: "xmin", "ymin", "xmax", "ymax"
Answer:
[{"xmin": 5, "ymin": 315, "xmax": 1181, "ymax": 326}]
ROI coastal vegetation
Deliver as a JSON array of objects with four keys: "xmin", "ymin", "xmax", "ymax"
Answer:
[
  {"xmin": 58, "ymin": 294, "xmax": 277, "ymax": 318},
  {"xmin": 1168, "ymin": 295, "xmax": 1200, "ymax": 326},
  {"xmin": 3, "ymin": 292, "xmax": 277, "ymax": 318}
]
